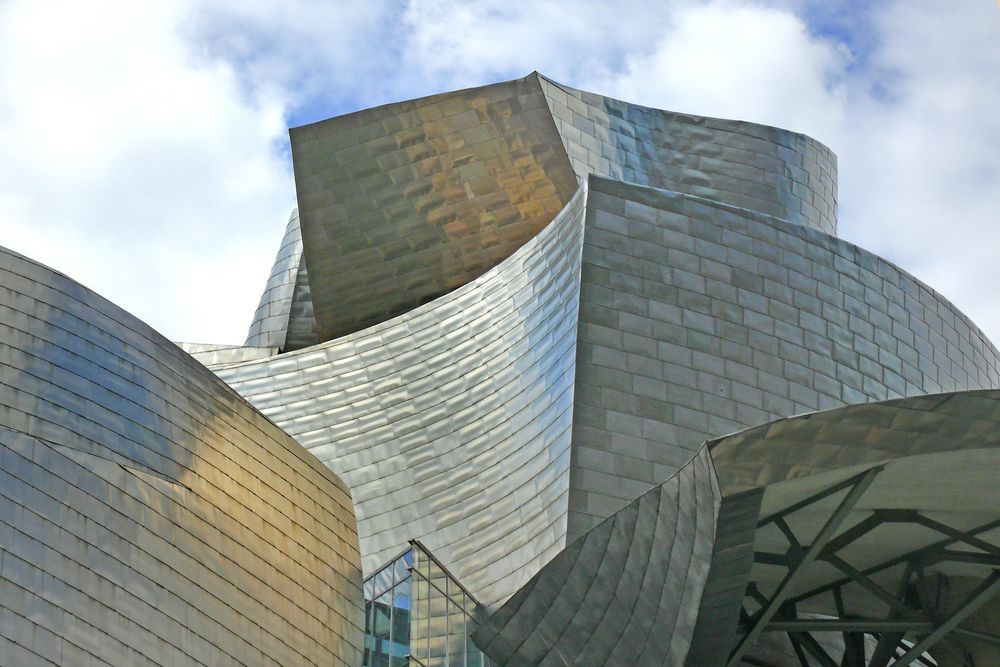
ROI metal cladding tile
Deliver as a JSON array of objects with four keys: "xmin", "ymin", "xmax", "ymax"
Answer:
[
  {"xmin": 0, "ymin": 246, "xmax": 364, "ymax": 666},
  {"xmin": 536, "ymin": 74, "xmax": 838, "ymax": 236},
  {"xmin": 683, "ymin": 487, "xmax": 764, "ymax": 667},
  {"xmin": 567, "ymin": 175, "xmax": 1000, "ymax": 542},
  {"xmin": 243, "ymin": 208, "xmax": 315, "ymax": 351},
  {"xmin": 709, "ymin": 389, "xmax": 1000, "ymax": 493},
  {"xmin": 291, "ymin": 73, "xmax": 580, "ymax": 343},
  {"xmin": 216, "ymin": 184, "xmax": 589, "ymax": 609},
  {"xmin": 472, "ymin": 446, "xmax": 721, "ymax": 667}
]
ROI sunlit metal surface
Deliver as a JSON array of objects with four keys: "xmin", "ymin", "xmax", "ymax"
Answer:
[
  {"xmin": 291, "ymin": 73, "xmax": 580, "ymax": 342},
  {"xmin": 537, "ymin": 73, "xmax": 838, "ymax": 236},
  {"xmin": 472, "ymin": 447, "xmax": 720, "ymax": 666},
  {"xmin": 216, "ymin": 184, "xmax": 589, "ymax": 609},
  {"xmin": 567, "ymin": 176, "xmax": 1000, "ymax": 541},
  {"xmin": 0, "ymin": 246, "xmax": 364, "ymax": 665},
  {"xmin": 190, "ymin": 74, "xmax": 1000, "ymax": 665}
]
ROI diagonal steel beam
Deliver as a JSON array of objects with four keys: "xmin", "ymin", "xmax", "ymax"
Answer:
[
  {"xmin": 954, "ymin": 627, "xmax": 1000, "ymax": 647},
  {"xmin": 787, "ymin": 518, "xmax": 1000, "ymax": 607},
  {"xmin": 821, "ymin": 512, "xmax": 883, "ymax": 556},
  {"xmin": 869, "ymin": 631, "xmax": 904, "ymax": 667},
  {"xmin": 757, "ymin": 471, "xmax": 875, "ymax": 528},
  {"xmin": 765, "ymin": 619, "xmax": 931, "ymax": 633},
  {"xmin": 726, "ymin": 467, "xmax": 881, "ymax": 667},
  {"xmin": 893, "ymin": 570, "xmax": 1000, "ymax": 666},
  {"xmin": 913, "ymin": 514, "xmax": 1000, "ymax": 557},
  {"xmin": 789, "ymin": 631, "xmax": 839, "ymax": 667},
  {"xmin": 824, "ymin": 553, "xmax": 924, "ymax": 620},
  {"xmin": 788, "ymin": 632, "xmax": 811, "ymax": 667}
]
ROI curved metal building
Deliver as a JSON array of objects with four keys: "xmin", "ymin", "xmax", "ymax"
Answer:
[
  {"xmin": 0, "ymin": 248, "xmax": 364, "ymax": 665},
  {"xmin": 5, "ymin": 72, "xmax": 1000, "ymax": 666}
]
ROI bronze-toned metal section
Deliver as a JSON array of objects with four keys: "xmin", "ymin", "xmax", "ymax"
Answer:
[
  {"xmin": 291, "ymin": 73, "xmax": 579, "ymax": 342},
  {"xmin": 0, "ymin": 246, "xmax": 364, "ymax": 666}
]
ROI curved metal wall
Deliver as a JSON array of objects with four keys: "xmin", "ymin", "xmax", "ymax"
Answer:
[
  {"xmin": 244, "ymin": 208, "xmax": 320, "ymax": 350},
  {"xmin": 537, "ymin": 74, "xmax": 838, "ymax": 235},
  {"xmin": 0, "ymin": 247, "xmax": 363, "ymax": 666},
  {"xmin": 290, "ymin": 73, "xmax": 580, "ymax": 342},
  {"xmin": 472, "ymin": 446, "xmax": 720, "ymax": 666},
  {"xmin": 567, "ymin": 175, "xmax": 1000, "ymax": 539},
  {"xmin": 215, "ymin": 184, "xmax": 589, "ymax": 609}
]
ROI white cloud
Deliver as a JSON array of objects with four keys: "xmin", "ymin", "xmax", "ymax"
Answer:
[
  {"xmin": 838, "ymin": 0, "xmax": 1000, "ymax": 342},
  {"xmin": 582, "ymin": 3, "xmax": 851, "ymax": 141},
  {"xmin": 2, "ymin": 0, "xmax": 999, "ymax": 351},
  {"xmin": 0, "ymin": 0, "xmax": 295, "ymax": 342}
]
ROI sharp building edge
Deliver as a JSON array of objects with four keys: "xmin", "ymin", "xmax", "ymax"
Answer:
[{"xmin": 3, "ymin": 72, "xmax": 1000, "ymax": 666}]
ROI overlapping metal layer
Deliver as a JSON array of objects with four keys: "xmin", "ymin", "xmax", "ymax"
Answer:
[
  {"xmin": 0, "ymin": 247, "xmax": 364, "ymax": 665},
  {"xmin": 475, "ymin": 390, "xmax": 1000, "ymax": 666},
  {"xmin": 708, "ymin": 390, "xmax": 1000, "ymax": 666},
  {"xmin": 567, "ymin": 176, "xmax": 1000, "ymax": 540},
  {"xmin": 471, "ymin": 446, "xmax": 720, "ymax": 665},
  {"xmin": 244, "ymin": 208, "xmax": 320, "ymax": 351},
  {"xmin": 290, "ymin": 74, "xmax": 580, "ymax": 342},
  {"xmin": 3, "ymin": 71, "xmax": 989, "ymax": 666},
  {"xmin": 537, "ymin": 74, "xmax": 838, "ymax": 235},
  {"xmin": 217, "ymin": 184, "xmax": 588, "ymax": 609},
  {"xmin": 212, "ymin": 75, "xmax": 1000, "ymax": 664}
]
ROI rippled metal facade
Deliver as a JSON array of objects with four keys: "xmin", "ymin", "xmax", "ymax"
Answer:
[
  {"xmin": 217, "ymin": 185, "xmax": 588, "ymax": 608},
  {"xmin": 291, "ymin": 74, "xmax": 580, "ymax": 342},
  {"xmin": 213, "ymin": 73, "xmax": 1000, "ymax": 666},
  {"xmin": 0, "ymin": 247, "xmax": 364, "ymax": 665},
  {"xmin": 7, "ymin": 71, "xmax": 1000, "ymax": 666}
]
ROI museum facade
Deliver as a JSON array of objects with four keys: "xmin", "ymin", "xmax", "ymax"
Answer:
[{"xmin": 2, "ymin": 73, "xmax": 999, "ymax": 666}]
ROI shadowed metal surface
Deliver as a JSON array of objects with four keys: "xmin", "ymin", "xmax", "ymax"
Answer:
[
  {"xmin": 291, "ymin": 73, "xmax": 580, "ymax": 342},
  {"xmin": 0, "ymin": 246, "xmax": 363, "ymax": 666},
  {"xmin": 214, "ymin": 184, "xmax": 589, "ymax": 610},
  {"xmin": 709, "ymin": 390, "xmax": 1000, "ymax": 666},
  {"xmin": 471, "ymin": 446, "xmax": 720, "ymax": 666},
  {"xmin": 537, "ymin": 74, "xmax": 838, "ymax": 235},
  {"xmin": 684, "ymin": 487, "xmax": 764, "ymax": 667},
  {"xmin": 244, "ymin": 208, "xmax": 319, "ymax": 351},
  {"xmin": 185, "ymin": 75, "xmax": 1000, "ymax": 665},
  {"xmin": 567, "ymin": 176, "xmax": 1000, "ymax": 540}
]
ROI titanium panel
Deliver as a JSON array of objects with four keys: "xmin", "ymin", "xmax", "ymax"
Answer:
[
  {"xmin": 537, "ymin": 73, "xmax": 838, "ymax": 235},
  {"xmin": 179, "ymin": 342, "xmax": 279, "ymax": 367},
  {"xmin": 708, "ymin": 390, "xmax": 1000, "ymax": 665},
  {"xmin": 214, "ymin": 184, "xmax": 589, "ymax": 610},
  {"xmin": 244, "ymin": 208, "xmax": 319, "ymax": 351},
  {"xmin": 568, "ymin": 175, "xmax": 1000, "ymax": 539},
  {"xmin": 291, "ymin": 73, "xmax": 579, "ymax": 342},
  {"xmin": 471, "ymin": 446, "xmax": 720, "ymax": 666},
  {"xmin": 683, "ymin": 487, "xmax": 764, "ymax": 667},
  {"xmin": 0, "ymin": 246, "xmax": 363, "ymax": 666}
]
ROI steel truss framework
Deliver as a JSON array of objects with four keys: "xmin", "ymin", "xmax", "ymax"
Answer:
[{"xmin": 731, "ymin": 469, "xmax": 1000, "ymax": 667}]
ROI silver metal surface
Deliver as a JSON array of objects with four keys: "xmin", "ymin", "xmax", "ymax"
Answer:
[
  {"xmin": 567, "ymin": 175, "xmax": 1000, "ymax": 540},
  {"xmin": 710, "ymin": 389, "xmax": 1000, "ymax": 665},
  {"xmin": 0, "ymin": 246, "xmax": 364, "ymax": 666},
  {"xmin": 291, "ymin": 74, "xmax": 580, "ymax": 342},
  {"xmin": 537, "ymin": 74, "xmax": 838, "ymax": 236},
  {"xmin": 471, "ymin": 446, "xmax": 721, "ymax": 666},
  {"xmin": 244, "ymin": 208, "xmax": 319, "ymax": 351},
  {"xmin": 139, "ymin": 74, "xmax": 1000, "ymax": 666},
  {"xmin": 216, "ymin": 184, "xmax": 589, "ymax": 610}
]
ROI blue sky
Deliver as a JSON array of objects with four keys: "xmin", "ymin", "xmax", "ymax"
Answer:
[{"xmin": 1, "ymin": 0, "xmax": 999, "ymax": 347}]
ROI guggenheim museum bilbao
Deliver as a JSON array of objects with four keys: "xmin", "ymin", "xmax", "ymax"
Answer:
[{"xmin": 3, "ymin": 72, "xmax": 1000, "ymax": 667}]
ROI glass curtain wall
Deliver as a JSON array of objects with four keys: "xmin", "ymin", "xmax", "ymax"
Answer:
[{"xmin": 363, "ymin": 540, "xmax": 491, "ymax": 667}]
